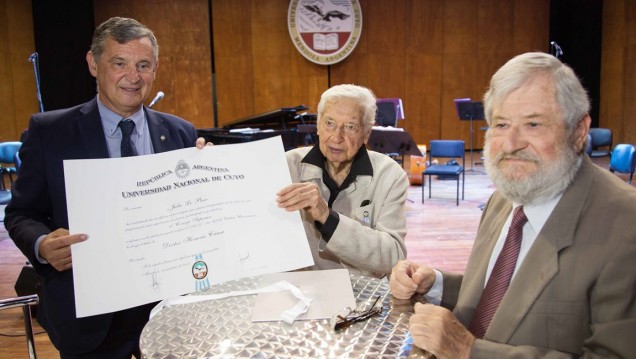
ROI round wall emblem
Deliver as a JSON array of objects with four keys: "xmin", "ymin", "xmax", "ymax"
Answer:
[{"xmin": 288, "ymin": 0, "xmax": 363, "ymax": 65}]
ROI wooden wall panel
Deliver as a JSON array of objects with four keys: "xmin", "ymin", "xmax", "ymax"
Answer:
[
  {"xmin": 404, "ymin": 0, "xmax": 444, "ymax": 146},
  {"xmin": 276, "ymin": 12, "xmax": 327, "ymax": 114},
  {"xmin": 4, "ymin": 0, "xmax": 634, "ymax": 147},
  {"xmin": 404, "ymin": 54, "xmax": 443, "ymax": 146},
  {"xmin": 286, "ymin": 57, "xmax": 328, "ymax": 113},
  {"xmin": 328, "ymin": 0, "xmax": 370, "ymax": 90},
  {"xmin": 92, "ymin": 0, "xmax": 213, "ymax": 129},
  {"xmin": 329, "ymin": 35, "xmax": 370, "ymax": 88},
  {"xmin": 477, "ymin": 1, "xmax": 515, "ymax": 96},
  {"xmin": 0, "ymin": 2, "xmax": 15, "ymax": 141},
  {"xmin": 622, "ymin": 0, "xmax": 636, "ymax": 145},
  {"xmin": 282, "ymin": 0, "xmax": 552, "ymax": 149},
  {"xmin": 329, "ymin": 0, "xmax": 408, "ymax": 117},
  {"xmin": 600, "ymin": 0, "xmax": 624, "ymax": 143},
  {"xmin": 166, "ymin": 1, "xmax": 214, "ymax": 127},
  {"xmin": 364, "ymin": 1, "xmax": 406, "ymax": 101},
  {"xmin": 468, "ymin": 0, "xmax": 517, "ymax": 149},
  {"xmin": 0, "ymin": 0, "xmax": 37, "ymax": 141},
  {"xmin": 212, "ymin": 0, "xmax": 255, "ymax": 125},
  {"xmin": 600, "ymin": 0, "xmax": 636, "ymax": 146},
  {"xmin": 472, "ymin": 1, "xmax": 515, "ymax": 150},
  {"xmin": 440, "ymin": 0, "xmax": 479, "ymax": 146},
  {"xmin": 250, "ymin": 0, "xmax": 325, "ymax": 114},
  {"xmin": 513, "ymin": 0, "xmax": 550, "ymax": 55},
  {"xmin": 251, "ymin": 0, "xmax": 292, "ymax": 111},
  {"xmin": 214, "ymin": 0, "xmax": 328, "ymax": 124}
]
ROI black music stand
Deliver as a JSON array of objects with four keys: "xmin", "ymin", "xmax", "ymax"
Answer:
[
  {"xmin": 455, "ymin": 99, "xmax": 485, "ymax": 173},
  {"xmin": 368, "ymin": 128, "xmax": 421, "ymax": 203},
  {"xmin": 375, "ymin": 98, "xmax": 404, "ymax": 127},
  {"xmin": 367, "ymin": 129, "xmax": 422, "ymax": 165}
]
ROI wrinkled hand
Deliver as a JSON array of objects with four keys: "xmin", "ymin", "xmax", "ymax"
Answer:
[
  {"xmin": 390, "ymin": 260, "xmax": 436, "ymax": 299},
  {"xmin": 410, "ymin": 303, "xmax": 475, "ymax": 359},
  {"xmin": 38, "ymin": 229, "xmax": 88, "ymax": 272},
  {"xmin": 276, "ymin": 182, "xmax": 329, "ymax": 223},
  {"xmin": 195, "ymin": 137, "xmax": 214, "ymax": 149}
]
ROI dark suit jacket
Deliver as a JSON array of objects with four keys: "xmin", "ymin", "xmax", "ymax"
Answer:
[
  {"xmin": 4, "ymin": 98, "xmax": 198, "ymax": 354},
  {"xmin": 440, "ymin": 156, "xmax": 636, "ymax": 358}
]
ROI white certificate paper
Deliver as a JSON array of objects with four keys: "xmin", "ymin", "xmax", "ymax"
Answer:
[{"xmin": 65, "ymin": 136, "xmax": 314, "ymax": 317}]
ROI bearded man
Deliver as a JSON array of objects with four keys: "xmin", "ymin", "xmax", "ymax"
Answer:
[{"xmin": 389, "ymin": 52, "xmax": 636, "ymax": 358}]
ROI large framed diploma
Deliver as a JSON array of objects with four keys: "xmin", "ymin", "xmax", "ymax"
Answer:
[{"xmin": 65, "ymin": 136, "xmax": 313, "ymax": 317}]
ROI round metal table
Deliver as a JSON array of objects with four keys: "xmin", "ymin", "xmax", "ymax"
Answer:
[{"xmin": 140, "ymin": 273, "xmax": 429, "ymax": 358}]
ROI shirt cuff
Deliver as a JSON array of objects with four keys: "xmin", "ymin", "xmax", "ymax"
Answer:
[
  {"xmin": 314, "ymin": 209, "xmax": 340, "ymax": 242},
  {"xmin": 34, "ymin": 234, "xmax": 49, "ymax": 264},
  {"xmin": 422, "ymin": 269, "xmax": 444, "ymax": 305}
]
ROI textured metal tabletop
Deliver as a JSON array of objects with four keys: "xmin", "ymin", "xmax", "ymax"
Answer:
[{"xmin": 140, "ymin": 273, "xmax": 429, "ymax": 358}]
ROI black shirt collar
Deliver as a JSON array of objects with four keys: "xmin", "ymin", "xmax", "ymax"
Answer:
[{"xmin": 302, "ymin": 144, "xmax": 373, "ymax": 208}]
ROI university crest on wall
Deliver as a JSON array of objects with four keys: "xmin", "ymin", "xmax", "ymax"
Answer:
[{"xmin": 288, "ymin": 0, "xmax": 362, "ymax": 65}]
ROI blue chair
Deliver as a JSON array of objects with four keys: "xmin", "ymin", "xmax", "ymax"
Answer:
[
  {"xmin": 14, "ymin": 151, "xmax": 21, "ymax": 172},
  {"xmin": 0, "ymin": 141, "xmax": 22, "ymax": 190},
  {"xmin": 0, "ymin": 190, "xmax": 10, "ymax": 205},
  {"xmin": 588, "ymin": 128, "xmax": 612, "ymax": 157},
  {"xmin": 584, "ymin": 134, "xmax": 593, "ymax": 156},
  {"xmin": 422, "ymin": 140, "xmax": 465, "ymax": 205},
  {"xmin": 609, "ymin": 144, "xmax": 636, "ymax": 184}
]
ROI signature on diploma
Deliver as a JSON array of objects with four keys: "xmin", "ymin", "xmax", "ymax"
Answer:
[{"xmin": 151, "ymin": 271, "xmax": 161, "ymax": 293}]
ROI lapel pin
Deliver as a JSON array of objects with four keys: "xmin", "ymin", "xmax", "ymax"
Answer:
[{"xmin": 160, "ymin": 135, "xmax": 166, "ymax": 142}]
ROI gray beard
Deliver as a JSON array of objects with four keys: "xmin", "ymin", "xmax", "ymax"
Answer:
[{"xmin": 484, "ymin": 141, "xmax": 582, "ymax": 205}]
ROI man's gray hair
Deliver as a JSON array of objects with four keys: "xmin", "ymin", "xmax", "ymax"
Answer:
[
  {"xmin": 483, "ymin": 52, "xmax": 590, "ymax": 134},
  {"xmin": 90, "ymin": 17, "xmax": 158, "ymax": 63},
  {"xmin": 317, "ymin": 84, "xmax": 377, "ymax": 134}
]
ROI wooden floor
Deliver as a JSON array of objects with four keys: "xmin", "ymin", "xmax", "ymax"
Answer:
[{"xmin": 0, "ymin": 154, "xmax": 628, "ymax": 358}]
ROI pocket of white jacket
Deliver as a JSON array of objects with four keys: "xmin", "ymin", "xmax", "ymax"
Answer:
[{"xmin": 352, "ymin": 203, "xmax": 374, "ymax": 227}]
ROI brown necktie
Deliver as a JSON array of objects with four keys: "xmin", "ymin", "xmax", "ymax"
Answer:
[
  {"xmin": 118, "ymin": 119, "xmax": 137, "ymax": 157},
  {"xmin": 469, "ymin": 206, "xmax": 527, "ymax": 339}
]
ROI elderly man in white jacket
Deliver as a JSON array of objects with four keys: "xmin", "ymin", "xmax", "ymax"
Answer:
[{"xmin": 276, "ymin": 84, "xmax": 408, "ymax": 277}]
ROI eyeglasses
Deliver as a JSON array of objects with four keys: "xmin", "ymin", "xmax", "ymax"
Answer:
[
  {"xmin": 322, "ymin": 119, "xmax": 361, "ymax": 136},
  {"xmin": 330, "ymin": 295, "xmax": 383, "ymax": 331}
]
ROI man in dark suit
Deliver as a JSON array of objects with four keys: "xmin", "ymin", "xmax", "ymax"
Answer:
[
  {"xmin": 390, "ymin": 52, "xmax": 636, "ymax": 358},
  {"xmin": 4, "ymin": 17, "xmax": 205, "ymax": 358}
]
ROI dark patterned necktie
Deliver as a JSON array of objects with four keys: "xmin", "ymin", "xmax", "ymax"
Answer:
[
  {"xmin": 118, "ymin": 119, "xmax": 137, "ymax": 157},
  {"xmin": 469, "ymin": 206, "xmax": 528, "ymax": 339}
]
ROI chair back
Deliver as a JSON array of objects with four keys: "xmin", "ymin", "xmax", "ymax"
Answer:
[
  {"xmin": 0, "ymin": 141, "xmax": 22, "ymax": 164},
  {"xmin": 14, "ymin": 151, "xmax": 22, "ymax": 172},
  {"xmin": 423, "ymin": 140, "xmax": 466, "ymax": 205},
  {"xmin": 0, "ymin": 294, "xmax": 39, "ymax": 359},
  {"xmin": 609, "ymin": 144, "xmax": 636, "ymax": 174},
  {"xmin": 430, "ymin": 140, "xmax": 465, "ymax": 160},
  {"xmin": 584, "ymin": 134, "xmax": 593, "ymax": 156},
  {"xmin": 588, "ymin": 128, "xmax": 612, "ymax": 157}
]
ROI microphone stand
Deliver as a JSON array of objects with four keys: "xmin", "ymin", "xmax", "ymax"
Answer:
[
  {"xmin": 550, "ymin": 41, "xmax": 564, "ymax": 59},
  {"xmin": 27, "ymin": 52, "xmax": 44, "ymax": 112}
]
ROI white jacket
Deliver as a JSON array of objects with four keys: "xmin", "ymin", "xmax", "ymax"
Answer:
[{"xmin": 286, "ymin": 146, "xmax": 408, "ymax": 276}]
